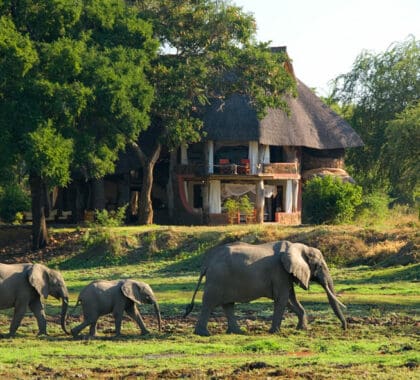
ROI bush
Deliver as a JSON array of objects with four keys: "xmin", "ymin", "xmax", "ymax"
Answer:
[
  {"xmin": 302, "ymin": 176, "xmax": 362, "ymax": 224},
  {"xmin": 239, "ymin": 195, "xmax": 254, "ymax": 216},
  {"xmin": 82, "ymin": 205, "xmax": 128, "ymax": 264},
  {"xmin": 355, "ymin": 191, "xmax": 391, "ymax": 225},
  {"xmin": 93, "ymin": 205, "xmax": 128, "ymax": 227},
  {"xmin": 0, "ymin": 184, "xmax": 31, "ymax": 223}
]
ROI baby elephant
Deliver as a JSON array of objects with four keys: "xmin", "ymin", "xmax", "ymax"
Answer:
[{"xmin": 71, "ymin": 279, "xmax": 161, "ymax": 337}]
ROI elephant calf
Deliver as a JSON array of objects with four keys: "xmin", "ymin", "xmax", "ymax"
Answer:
[
  {"xmin": 71, "ymin": 279, "xmax": 162, "ymax": 337},
  {"xmin": 0, "ymin": 263, "xmax": 69, "ymax": 337},
  {"xmin": 185, "ymin": 241, "xmax": 347, "ymax": 336}
]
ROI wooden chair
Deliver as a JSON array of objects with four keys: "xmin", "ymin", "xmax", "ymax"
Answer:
[
  {"xmin": 219, "ymin": 158, "xmax": 230, "ymax": 174},
  {"xmin": 238, "ymin": 158, "xmax": 250, "ymax": 174}
]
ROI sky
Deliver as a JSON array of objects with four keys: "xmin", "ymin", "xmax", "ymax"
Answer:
[{"xmin": 232, "ymin": 0, "xmax": 420, "ymax": 96}]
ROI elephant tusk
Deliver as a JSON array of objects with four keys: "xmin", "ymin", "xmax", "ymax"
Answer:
[{"xmin": 325, "ymin": 284, "xmax": 347, "ymax": 309}]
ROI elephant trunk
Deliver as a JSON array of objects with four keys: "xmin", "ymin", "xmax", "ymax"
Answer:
[
  {"xmin": 60, "ymin": 297, "xmax": 70, "ymax": 335},
  {"xmin": 153, "ymin": 302, "xmax": 162, "ymax": 332},
  {"xmin": 322, "ymin": 282, "xmax": 347, "ymax": 330}
]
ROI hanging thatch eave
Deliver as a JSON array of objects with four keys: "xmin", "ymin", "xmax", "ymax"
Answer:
[{"xmin": 202, "ymin": 79, "xmax": 363, "ymax": 150}]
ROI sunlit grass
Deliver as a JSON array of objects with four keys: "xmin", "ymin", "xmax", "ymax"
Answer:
[
  {"xmin": 0, "ymin": 221, "xmax": 418, "ymax": 378},
  {"xmin": 1, "ymin": 259, "xmax": 418, "ymax": 378}
]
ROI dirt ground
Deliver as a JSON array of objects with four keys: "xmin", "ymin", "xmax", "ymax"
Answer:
[{"xmin": 0, "ymin": 226, "xmax": 83, "ymax": 264}]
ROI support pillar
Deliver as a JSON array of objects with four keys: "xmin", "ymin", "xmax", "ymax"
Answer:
[{"xmin": 256, "ymin": 180, "xmax": 265, "ymax": 223}]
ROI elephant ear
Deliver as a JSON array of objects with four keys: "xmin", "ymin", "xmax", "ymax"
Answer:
[
  {"xmin": 279, "ymin": 243, "xmax": 311, "ymax": 290},
  {"xmin": 121, "ymin": 280, "xmax": 142, "ymax": 304},
  {"xmin": 28, "ymin": 264, "xmax": 49, "ymax": 299}
]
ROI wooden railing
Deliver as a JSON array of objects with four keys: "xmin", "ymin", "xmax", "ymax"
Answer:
[
  {"xmin": 262, "ymin": 162, "xmax": 299, "ymax": 175},
  {"xmin": 176, "ymin": 161, "xmax": 299, "ymax": 176}
]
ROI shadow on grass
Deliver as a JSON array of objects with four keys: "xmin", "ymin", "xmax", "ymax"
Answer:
[{"xmin": 56, "ymin": 240, "xmax": 207, "ymax": 273}]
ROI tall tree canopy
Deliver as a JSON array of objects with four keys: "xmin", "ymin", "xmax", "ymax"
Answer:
[
  {"xmin": 383, "ymin": 101, "xmax": 420, "ymax": 203},
  {"xmin": 0, "ymin": 0, "xmax": 157, "ymax": 249},
  {"xmin": 131, "ymin": 0, "xmax": 296, "ymax": 224},
  {"xmin": 331, "ymin": 36, "xmax": 420, "ymax": 203}
]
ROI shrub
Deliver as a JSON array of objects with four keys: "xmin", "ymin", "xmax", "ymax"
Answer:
[
  {"xmin": 223, "ymin": 198, "xmax": 239, "ymax": 215},
  {"xmin": 0, "ymin": 184, "xmax": 31, "ymax": 223},
  {"xmin": 302, "ymin": 176, "xmax": 362, "ymax": 224},
  {"xmin": 239, "ymin": 195, "xmax": 254, "ymax": 216},
  {"xmin": 82, "ymin": 205, "xmax": 128, "ymax": 264},
  {"xmin": 355, "ymin": 191, "xmax": 391, "ymax": 225},
  {"xmin": 93, "ymin": 205, "xmax": 128, "ymax": 227}
]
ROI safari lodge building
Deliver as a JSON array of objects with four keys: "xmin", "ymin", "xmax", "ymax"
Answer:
[
  {"xmin": 170, "ymin": 78, "xmax": 363, "ymax": 226},
  {"xmin": 49, "ymin": 49, "xmax": 363, "ymax": 226}
]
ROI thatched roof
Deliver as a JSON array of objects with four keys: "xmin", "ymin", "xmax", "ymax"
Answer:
[{"xmin": 202, "ymin": 79, "xmax": 363, "ymax": 149}]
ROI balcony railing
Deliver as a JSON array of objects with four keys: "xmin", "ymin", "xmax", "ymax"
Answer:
[
  {"xmin": 176, "ymin": 161, "xmax": 299, "ymax": 176},
  {"xmin": 262, "ymin": 162, "xmax": 299, "ymax": 175}
]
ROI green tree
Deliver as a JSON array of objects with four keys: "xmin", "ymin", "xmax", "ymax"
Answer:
[
  {"xmin": 0, "ymin": 0, "xmax": 157, "ymax": 249},
  {"xmin": 383, "ymin": 101, "xmax": 420, "ymax": 204},
  {"xmin": 331, "ymin": 36, "xmax": 420, "ymax": 195},
  {"xmin": 131, "ymin": 0, "xmax": 296, "ymax": 224}
]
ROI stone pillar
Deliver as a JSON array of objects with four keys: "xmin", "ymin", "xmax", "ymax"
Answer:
[
  {"xmin": 255, "ymin": 180, "xmax": 265, "ymax": 223},
  {"xmin": 181, "ymin": 144, "xmax": 188, "ymax": 165},
  {"xmin": 205, "ymin": 140, "xmax": 214, "ymax": 174}
]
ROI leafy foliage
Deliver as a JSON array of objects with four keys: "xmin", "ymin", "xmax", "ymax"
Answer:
[
  {"xmin": 0, "ymin": 184, "xmax": 31, "ymax": 223},
  {"xmin": 130, "ymin": 0, "xmax": 296, "ymax": 223},
  {"xmin": 239, "ymin": 195, "xmax": 254, "ymax": 216},
  {"xmin": 354, "ymin": 191, "xmax": 391, "ymax": 226},
  {"xmin": 383, "ymin": 101, "xmax": 420, "ymax": 204},
  {"xmin": 331, "ymin": 36, "xmax": 420, "ymax": 200},
  {"xmin": 92, "ymin": 205, "xmax": 128, "ymax": 228},
  {"xmin": 302, "ymin": 176, "xmax": 363, "ymax": 224},
  {"xmin": 0, "ymin": 1, "xmax": 157, "ymax": 183},
  {"xmin": 0, "ymin": 0, "xmax": 158, "ymax": 247},
  {"xmin": 223, "ymin": 195, "xmax": 254, "ymax": 218},
  {"xmin": 82, "ymin": 205, "xmax": 129, "ymax": 265},
  {"xmin": 223, "ymin": 198, "xmax": 240, "ymax": 216}
]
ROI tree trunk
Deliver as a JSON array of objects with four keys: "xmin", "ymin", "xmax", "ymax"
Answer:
[
  {"xmin": 29, "ymin": 172, "xmax": 49, "ymax": 250},
  {"xmin": 138, "ymin": 159, "xmax": 155, "ymax": 224},
  {"xmin": 130, "ymin": 141, "xmax": 161, "ymax": 225},
  {"xmin": 167, "ymin": 150, "xmax": 176, "ymax": 219}
]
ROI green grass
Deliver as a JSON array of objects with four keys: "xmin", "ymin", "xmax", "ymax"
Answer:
[{"xmin": 0, "ymin": 224, "xmax": 419, "ymax": 378}]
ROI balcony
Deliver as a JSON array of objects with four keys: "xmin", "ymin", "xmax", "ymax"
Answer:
[
  {"xmin": 175, "ymin": 161, "xmax": 300, "ymax": 178},
  {"xmin": 262, "ymin": 162, "xmax": 299, "ymax": 175}
]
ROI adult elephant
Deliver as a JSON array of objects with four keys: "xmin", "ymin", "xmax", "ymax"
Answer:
[
  {"xmin": 184, "ymin": 241, "xmax": 347, "ymax": 336},
  {"xmin": 71, "ymin": 279, "xmax": 162, "ymax": 337},
  {"xmin": 0, "ymin": 263, "xmax": 69, "ymax": 337}
]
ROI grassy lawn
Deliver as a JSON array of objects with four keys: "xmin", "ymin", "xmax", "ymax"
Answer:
[{"xmin": 0, "ymin": 223, "xmax": 418, "ymax": 378}]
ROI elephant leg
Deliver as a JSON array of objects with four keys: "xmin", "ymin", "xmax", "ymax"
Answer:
[
  {"xmin": 125, "ymin": 303, "xmax": 149, "ymax": 335},
  {"xmin": 194, "ymin": 304, "xmax": 212, "ymax": 336},
  {"xmin": 269, "ymin": 292, "xmax": 289, "ymax": 333},
  {"xmin": 222, "ymin": 303, "xmax": 242, "ymax": 334},
  {"xmin": 113, "ymin": 312, "xmax": 122, "ymax": 336},
  {"xmin": 9, "ymin": 301, "xmax": 27, "ymax": 337},
  {"xmin": 29, "ymin": 298, "xmax": 47, "ymax": 335},
  {"xmin": 288, "ymin": 287, "xmax": 308, "ymax": 330},
  {"xmin": 71, "ymin": 319, "xmax": 93, "ymax": 337},
  {"xmin": 71, "ymin": 311, "xmax": 99, "ymax": 337},
  {"xmin": 89, "ymin": 322, "xmax": 97, "ymax": 337}
]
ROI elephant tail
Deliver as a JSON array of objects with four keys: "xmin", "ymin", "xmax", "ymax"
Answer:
[
  {"xmin": 72, "ymin": 298, "xmax": 81, "ymax": 311},
  {"xmin": 183, "ymin": 271, "xmax": 205, "ymax": 318}
]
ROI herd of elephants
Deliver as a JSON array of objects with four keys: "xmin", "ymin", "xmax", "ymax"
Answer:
[{"xmin": 0, "ymin": 240, "xmax": 347, "ymax": 338}]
